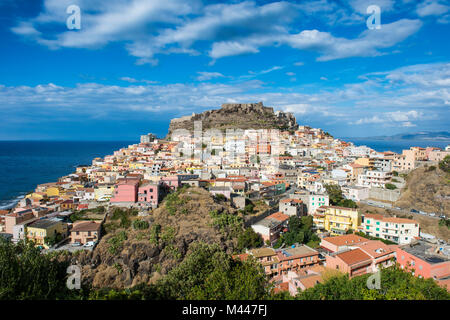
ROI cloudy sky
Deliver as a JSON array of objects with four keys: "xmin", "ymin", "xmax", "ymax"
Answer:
[{"xmin": 0, "ymin": 0, "xmax": 449, "ymax": 140}]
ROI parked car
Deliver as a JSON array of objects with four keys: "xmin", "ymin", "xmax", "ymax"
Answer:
[
  {"xmin": 71, "ymin": 242, "xmax": 81, "ymax": 247},
  {"xmin": 429, "ymin": 213, "xmax": 436, "ymax": 217},
  {"xmin": 410, "ymin": 209, "xmax": 419, "ymax": 213},
  {"xmin": 83, "ymin": 241, "xmax": 97, "ymax": 247},
  {"xmin": 439, "ymin": 215, "xmax": 446, "ymax": 219}
]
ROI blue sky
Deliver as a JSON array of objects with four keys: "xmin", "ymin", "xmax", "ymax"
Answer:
[{"xmin": 0, "ymin": 0, "xmax": 449, "ymax": 140}]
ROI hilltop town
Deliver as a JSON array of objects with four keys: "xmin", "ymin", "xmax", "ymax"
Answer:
[{"xmin": 1, "ymin": 102, "xmax": 449, "ymax": 295}]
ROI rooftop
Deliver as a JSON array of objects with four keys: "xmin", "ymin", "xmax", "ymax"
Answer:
[
  {"xmin": 28, "ymin": 218, "xmax": 61, "ymax": 230},
  {"xmin": 400, "ymin": 241, "xmax": 450, "ymax": 265}
]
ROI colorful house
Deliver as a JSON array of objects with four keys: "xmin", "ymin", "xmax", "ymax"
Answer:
[{"xmin": 26, "ymin": 218, "xmax": 68, "ymax": 249}]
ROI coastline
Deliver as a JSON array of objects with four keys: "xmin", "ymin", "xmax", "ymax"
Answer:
[{"xmin": 0, "ymin": 140, "xmax": 135, "ymax": 210}]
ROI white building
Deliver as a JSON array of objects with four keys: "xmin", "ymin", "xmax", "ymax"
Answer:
[
  {"xmin": 360, "ymin": 214, "xmax": 420, "ymax": 244},
  {"xmin": 357, "ymin": 170, "xmax": 392, "ymax": 188}
]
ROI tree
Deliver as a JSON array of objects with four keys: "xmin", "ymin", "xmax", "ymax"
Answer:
[
  {"xmin": 155, "ymin": 242, "xmax": 270, "ymax": 300},
  {"xmin": 0, "ymin": 239, "xmax": 77, "ymax": 300},
  {"xmin": 296, "ymin": 264, "xmax": 450, "ymax": 300},
  {"xmin": 276, "ymin": 215, "xmax": 318, "ymax": 247},
  {"xmin": 439, "ymin": 155, "xmax": 450, "ymax": 173},
  {"xmin": 237, "ymin": 228, "xmax": 263, "ymax": 251},
  {"xmin": 324, "ymin": 184, "xmax": 357, "ymax": 208},
  {"xmin": 385, "ymin": 183, "xmax": 397, "ymax": 190}
]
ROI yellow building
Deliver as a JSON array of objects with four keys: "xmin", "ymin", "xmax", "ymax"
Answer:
[
  {"xmin": 45, "ymin": 186, "xmax": 61, "ymax": 197},
  {"xmin": 26, "ymin": 218, "xmax": 68, "ymax": 249},
  {"xmin": 94, "ymin": 185, "xmax": 115, "ymax": 201},
  {"xmin": 313, "ymin": 206, "xmax": 361, "ymax": 235},
  {"xmin": 355, "ymin": 157, "xmax": 370, "ymax": 167}
]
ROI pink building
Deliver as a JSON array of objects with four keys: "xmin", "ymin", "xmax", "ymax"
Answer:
[
  {"xmin": 396, "ymin": 240, "xmax": 450, "ymax": 290},
  {"xmin": 138, "ymin": 183, "xmax": 160, "ymax": 207},
  {"xmin": 110, "ymin": 178, "xmax": 139, "ymax": 203},
  {"xmin": 161, "ymin": 174, "xmax": 199, "ymax": 190}
]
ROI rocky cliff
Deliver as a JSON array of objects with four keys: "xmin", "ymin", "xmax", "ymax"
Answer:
[
  {"xmin": 167, "ymin": 102, "xmax": 298, "ymax": 136},
  {"xmin": 66, "ymin": 187, "xmax": 243, "ymax": 289}
]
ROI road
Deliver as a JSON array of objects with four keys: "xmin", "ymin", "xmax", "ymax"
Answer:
[{"xmin": 359, "ymin": 200, "xmax": 445, "ymax": 220}]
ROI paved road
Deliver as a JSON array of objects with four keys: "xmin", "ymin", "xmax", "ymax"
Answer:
[{"xmin": 360, "ymin": 200, "xmax": 445, "ymax": 220}]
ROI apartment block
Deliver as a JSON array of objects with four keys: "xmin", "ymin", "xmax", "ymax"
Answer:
[
  {"xmin": 360, "ymin": 213, "xmax": 419, "ymax": 244},
  {"xmin": 313, "ymin": 206, "xmax": 361, "ymax": 235}
]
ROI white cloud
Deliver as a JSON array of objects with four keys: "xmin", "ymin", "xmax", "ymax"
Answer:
[
  {"xmin": 10, "ymin": 0, "xmax": 423, "ymax": 64},
  {"xmin": 416, "ymin": 0, "xmax": 450, "ymax": 17},
  {"xmin": 196, "ymin": 72, "xmax": 226, "ymax": 81},
  {"xmin": 120, "ymin": 77, "xmax": 158, "ymax": 84},
  {"xmin": 285, "ymin": 19, "xmax": 422, "ymax": 61}
]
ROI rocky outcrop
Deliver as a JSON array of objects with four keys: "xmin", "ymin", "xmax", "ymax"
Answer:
[
  {"xmin": 68, "ymin": 187, "xmax": 242, "ymax": 289},
  {"xmin": 167, "ymin": 102, "xmax": 298, "ymax": 136},
  {"xmin": 395, "ymin": 166, "xmax": 450, "ymax": 215}
]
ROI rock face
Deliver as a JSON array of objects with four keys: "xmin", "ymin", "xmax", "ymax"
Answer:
[
  {"xmin": 395, "ymin": 166, "xmax": 450, "ymax": 215},
  {"xmin": 71, "ymin": 187, "xmax": 242, "ymax": 289},
  {"xmin": 167, "ymin": 102, "xmax": 298, "ymax": 136}
]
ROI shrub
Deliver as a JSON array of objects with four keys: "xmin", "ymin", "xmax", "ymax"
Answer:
[
  {"xmin": 132, "ymin": 220, "xmax": 149, "ymax": 230},
  {"xmin": 385, "ymin": 183, "xmax": 397, "ymax": 190}
]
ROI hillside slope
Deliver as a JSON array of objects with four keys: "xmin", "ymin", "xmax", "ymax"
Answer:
[
  {"xmin": 69, "ymin": 187, "xmax": 244, "ymax": 289},
  {"xmin": 167, "ymin": 102, "xmax": 298, "ymax": 136},
  {"xmin": 395, "ymin": 166, "xmax": 450, "ymax": 215}
]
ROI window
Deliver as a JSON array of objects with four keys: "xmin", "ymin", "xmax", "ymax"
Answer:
[
  {"xmin": 366, "ymin": 226, "xmax": 370, "ymax": 230},
  {"xmin": 376, "ymin": 222, "xmax": 380, "ymax": 225},
  {"xmin": 366, "ymin": 219, "xmax": 370, "ymax": 224}
]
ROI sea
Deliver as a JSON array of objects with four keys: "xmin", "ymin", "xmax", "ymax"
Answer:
[
  {"xmin": 343, "ymin": 138, "xmax": 450, "ymax": 154},
  {"xmin": 0, "ymin": 141, "xmax": 136, "ymax": 210},
  {"xmin": 0, "ymin": 139, "xmax": 449, "ymax": 210}
]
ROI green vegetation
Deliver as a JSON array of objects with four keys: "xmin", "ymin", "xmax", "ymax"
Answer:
[
  {"xmin": 213, "ymin": 193, "xmax": 227, "ymax": 202},
  {"xmin": 392, "ymin": 171, "xmax": 399, "ymax": 176},
  {"xmin": 1, "ymin": 238, "xmax": 449, "ymax": 300},
  {"xmin": 44, "ymin": 233, "xmax": 63, "ymax": 247},
  {"xmin": 237, "ymin": 228, "xmax": 263, "ymax": 252},
  {"xmin": 240, "ymin": 202, "xmax": 255, "ymax": 215},
  {"xmin": 0, "ymin": 239, "xmax": 81, "ymax": 300},
  {"xmin": 274, "ymin": 216, "xmax": 320, "ymax": 248},
  {"xmin": 439, "ymin": 218, "xmax": 450, "ymax": 229},
  {"xmin": 132, "ymin": 219, "xmax": 149, "ymax": 230},
  {"xmin": 425, "ymin": 165, "xmax": 436, "ymax": 172},
  {"xmin": 108, "ymin": 207, "xmax": 138, "ymax": 230},
  {"xmin": 107, "ymin": 230, "xmax": 128, "ymax": 255},
  {"xmin": 324, "ymin": 184, "xmax": 357, "ymax": 208},
  {"xmin": 155, "ymin": 242, "xmax": 270, "ymax": 299},
  {"xmin": 165, "ymin": 188, "xmax": 188, "ymax": 215},
  {"xmin": 385, "ymin": 183, "xmax": 397, "ymax": 190},
  {"xmin": 354, "ymin": 231, "xmax": 397, "ymax": 245},
  {"xmin": 70, "ymin": 206, "xmax": 106, "ymax": 222},
  {"xmin": 439, "ymin": 155, "xmax": 450, "ymax": 173},
  {"xmin": 209, "ymin": 210, "xmax": 243, "ymax": 236},
  {"xmin": 149, "ymin": 224, "xmax": 161, "ymax": 245},
  {"xmin": 296, "ymin": 264, "xmax": 450, "ymax": 300}
]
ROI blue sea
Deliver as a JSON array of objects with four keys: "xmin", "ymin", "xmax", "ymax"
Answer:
[
  {"xmin": 0, "ymin": 141, "xmax": 135, "ymax": 209},
  {"xmin": 342, "ymin": 138, "xmax": 450, "ymax": 154}
]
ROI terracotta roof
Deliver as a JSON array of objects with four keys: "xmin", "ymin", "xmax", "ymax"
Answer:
[
  {"xmin": 354, "ymin": 240, "xmax": 395, "ymax": 258},
  {"xmin": 322, "ymin": 234, "xmax": 368, "ymax": 247},
  {"xmin": 71, "ymin": 221, "xmax": 101, "ymax": 232},
  {"xmin": 280, "ymin": 198, "xmax": 303, "ymax": 204},
  {"xmin": 364, "ymin": 213, "xmax": 418, "ymax": 224},
  {"xmin": 336, "ymin": 248, "xmax": 372, "ymax": 266},
  {"xmin": 299, "ymin": 274, "xmax": 323, "ymax": 289},
  {"xmin": 267, "ymin": 211, "xmax": 290, "ymax": 222}
]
